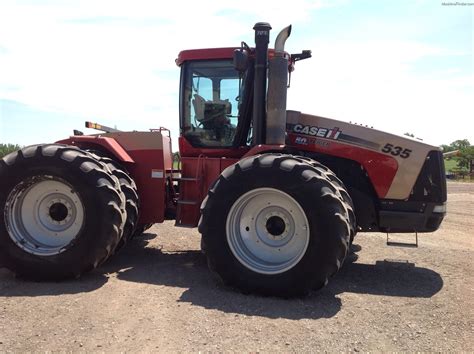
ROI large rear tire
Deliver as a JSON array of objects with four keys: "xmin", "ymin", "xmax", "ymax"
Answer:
[
  {"xmin": 199, "ymin": 154, "xmax": 351, "ymax": 297},
  {"xmin": 297, "ymin": 156, "xmax": 357, "ymax": 244},
  {"xmin": 89, "ymin": 155, "xmax": 139, "ymax": 250},
  {"xmin": 0, "ymin": 144, "xmax": 126, "ymax": 280}
]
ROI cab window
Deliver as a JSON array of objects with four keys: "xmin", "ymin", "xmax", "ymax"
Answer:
[{"xmin": 181, "ymin": 60, "xmax": 241, "ymax": 147}]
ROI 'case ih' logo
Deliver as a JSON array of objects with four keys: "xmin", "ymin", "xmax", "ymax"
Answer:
[{"xmin": 293, "ymin": 124, "xmax": 341, "ymax": 139}]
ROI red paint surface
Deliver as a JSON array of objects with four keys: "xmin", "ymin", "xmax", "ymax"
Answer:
[
  {"xmin": 56, "ymin": 136, "xmax": 134, "ymax": 163},
  {"xmin": 287, "ymin": 133, "xmax": 398, "ymax": 198},
  {"xmin": 176, "ymin": 48, "xmax": 238, "ymax": 66},
  {"xmin": 125, "ymin": 149, "xmax": 166, "ymax": 224},
  {"xmin": 178, "ymin": 136, "xmax": 250, "ymax": 158},
  {"xmin": 176, "ymin": 48, "xmax": 285, "ymax": 66},
  {"xmin": 176, "ymin": 156, "xmax": 239, "ymax": 226},
  {"xmin": 58, "ymin": 136, "xmax": 165, "ymax": 223},
  {"xmin": 242, "ymin": 144, "xmax": 286, "ymax": 158}
]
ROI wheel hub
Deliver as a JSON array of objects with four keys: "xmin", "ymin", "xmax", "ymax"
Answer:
[
  {"xmin": 264, "ymin": 212, "xmax": 289, "ymax": 240},
  {"xmin": 226, "ymin": 188, "xmax": 310, "ymax": 274},
  {"xmin": 48, "ymin": 200, "xmax": 71, "ymax": 224},
  {"xmin": 5, "ymin": 176, "xmax": 85, "ymax": 256},
  {"xmin": 255, "ymin": 208, "xmax": 293, "ymax": 246}
]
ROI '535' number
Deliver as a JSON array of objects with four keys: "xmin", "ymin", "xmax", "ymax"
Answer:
[{"xmin": 381, "ymin": 143, "xmax": 412, "ymax": 158}]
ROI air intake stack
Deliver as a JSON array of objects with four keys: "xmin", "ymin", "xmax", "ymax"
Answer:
[{"xmin": 252, "ymin": 22, "xmax": 272, "ymax": 145}]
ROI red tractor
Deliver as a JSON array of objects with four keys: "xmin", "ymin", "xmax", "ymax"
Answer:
[{"xmin": 0, "ymin": 23, "xmax": 446, "ymax": 297}]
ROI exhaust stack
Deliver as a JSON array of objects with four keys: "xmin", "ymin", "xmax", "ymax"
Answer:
[{"xmin": 266, "ymin": 25, "xmax": 291, "ymax": 145}]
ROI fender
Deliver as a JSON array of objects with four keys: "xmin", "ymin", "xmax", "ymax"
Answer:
[
  {"xmin": 56, "ymin": 136, "xmax": 134, "ymax": 163},
  {"xmin": 242, "ymin": 144, "xmax": 286, "ymax": 158}
]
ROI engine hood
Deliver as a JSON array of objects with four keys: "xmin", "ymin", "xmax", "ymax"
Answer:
[{"xmin": 286, "ymin": 110, "xmax": 440, "ymax": 200}]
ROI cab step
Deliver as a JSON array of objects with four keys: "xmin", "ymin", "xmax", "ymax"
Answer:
[
  {"xmin": 174, "ymin": 222, "xmax": 196, "ymax": 228},
  {"xmin": 386, "ymin": 232, "xmax": 418, "ymax": 248},
  {"xmin": 175, "ymin": 177, "xmax": 199, "ymax": 182},
  {"xmin": 177, "ymin": 199, "xmax": 199, "ymax": 205}
]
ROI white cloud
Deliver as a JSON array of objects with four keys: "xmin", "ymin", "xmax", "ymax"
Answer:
[
  {"xmin": 0, "ymin": 0, "xmax": 472, "ymax": 147},
  {"xmin": 288, "ymin": 39, "xmax": 474, "ymax": 145},
  {"xmin": 0, "ymin": 0, "xmax": 335, "ymax": 142}
]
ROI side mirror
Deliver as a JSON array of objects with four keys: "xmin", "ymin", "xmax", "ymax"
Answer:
[
  {"xmin": 233, "ymin": 49, "xmax": 249, "ymax": 72},
  {"xmin": 291, "ymin": 50, "xmax": 312, "ymax": 62}
]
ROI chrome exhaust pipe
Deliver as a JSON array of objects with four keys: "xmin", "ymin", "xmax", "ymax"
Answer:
[
  {"xmin": 266, "ymin": 25, "xmax": 292, "ymax": 145},
  {"xmin": 274, "ymin": 25, "xmax": 292, "ymax": 52}
]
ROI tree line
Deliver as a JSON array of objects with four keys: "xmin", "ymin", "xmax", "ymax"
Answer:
[
  {"xmin": 0, "ymin": 144, "xmax": 22, "ymax": 158},
  {"xmin": 441, "ymin": 139, "xmax": 474, "ymax": 172}
]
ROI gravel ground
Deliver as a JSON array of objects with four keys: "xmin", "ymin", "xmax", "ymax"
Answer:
[{"xmin": 0, "ymin": 182, "xmax": 472, "ymax": 351}]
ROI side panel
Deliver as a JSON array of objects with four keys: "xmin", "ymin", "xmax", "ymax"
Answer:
[
  {"xmin": 125, "ymin": 149, "xmax": 166, "ymax": 224},
  {"xmin": 176, "ymin": 156, "xmax": 239, "ymax": 227},
  {"xmin": 288, "ymin": 132, "xmax": 398, "ymax": 198},
  {"xmin": 102, "ymin": 132, "xmax": 167, "ymax": 224},
  {"xmin": 178, "ymin": 136, "xmax": 250, "ymax": 158},
  {"xmin": 286, "ymin": 111, "xmax": 437, "ymax": 200}
]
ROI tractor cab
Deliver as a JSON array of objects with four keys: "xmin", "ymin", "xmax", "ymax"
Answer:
[
  {"xmin": 176, "ymin": 47, "xmax": 257, "ymax": 155},
  {"xmin": 177, "ymin": 51, "xmax": 250, "ymax": 148},
  {"xmin": 176, "ymin": 24, "xmax": 310, "ymax": 158}
]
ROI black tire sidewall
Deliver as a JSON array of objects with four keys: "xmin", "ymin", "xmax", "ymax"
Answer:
[{"xmin": 202, "ymin": 157, "xmax": 349, "ymax": 295}]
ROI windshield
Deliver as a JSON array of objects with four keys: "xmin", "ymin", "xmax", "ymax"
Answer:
[{"xmin": 181, "ymin": 60, "xmax": 248, "ymax": 148}]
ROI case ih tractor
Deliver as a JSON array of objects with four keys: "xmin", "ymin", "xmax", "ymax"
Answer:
[{"xmin": 0, "ymin": 23, "xmax": 446, "ymax": 297}]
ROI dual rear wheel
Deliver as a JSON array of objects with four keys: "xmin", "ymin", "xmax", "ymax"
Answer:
[{"xmin": 0, "ymin": 144, "xmax": 135, "ymax": 280}]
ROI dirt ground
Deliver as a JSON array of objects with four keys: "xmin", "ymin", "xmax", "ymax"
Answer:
[{"xmin": 0, "ymin": 182, "xmax": 472, "ymax": 351}]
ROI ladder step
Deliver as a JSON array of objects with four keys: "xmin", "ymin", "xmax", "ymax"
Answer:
[
  {"xmin": 176, "ymin": 177, "xmax": 199, "ymax": 182},
  {"xmin": 174, "ymin": 222, "xmax": 196, "ymax": 228},
  {"xmin": 177, "ymin": 200, "xmax": 199, "ymax": 205},
  {"xmin": 386, "ymin": 232, "xmax": 418, "ymax": 248},
  {"xmin": 386, "ymin": 241, "xmax": 418, "ymax": 248}
]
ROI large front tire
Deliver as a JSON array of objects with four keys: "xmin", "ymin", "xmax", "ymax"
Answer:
[
  {"xmin": 298, "ymin": 156, "xmax": 357, "ymax": 244},
  {"xmin": 199, "ymin": 154, "xmax": 351, "ymax": 297},
  {"xmin": 0, "ymin": 144, "xmax": 126, "ymax": 280}
]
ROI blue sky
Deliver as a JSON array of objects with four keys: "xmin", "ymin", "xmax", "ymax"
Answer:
[{"xmin": 0, "ymin": 0, "xmax": 472, "ymax": 148}]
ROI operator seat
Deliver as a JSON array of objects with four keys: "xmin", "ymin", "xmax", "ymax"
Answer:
[
  {"xmin": 191, "ymin": 94, "xmax": 235, "ymax": 145},
  {"xmin": 192, "ymin": 94, "xmax": 207, "ymax": 122}
]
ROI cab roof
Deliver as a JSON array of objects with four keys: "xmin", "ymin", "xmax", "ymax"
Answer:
[
  {"xmin": 175, "ymin": 47, "xmax": 286, "ymax": 66},
  {"xmin": 176, "ymin": 48, "xmax": 238, "ymax": 66}
]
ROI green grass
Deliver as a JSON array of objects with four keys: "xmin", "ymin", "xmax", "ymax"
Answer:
[
  {"xmin": 444, "ymin": 159, "xmax": 457, "ymax": 173},
  {"xmin": 445, "ymin": 158, "xmax": 473, "ymax": 182}
]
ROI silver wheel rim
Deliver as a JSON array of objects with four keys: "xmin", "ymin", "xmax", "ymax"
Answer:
[
  {"xmin": 5, "ymin": 176, "xmax": 85, "ymax": 256},
  {"xmin": 226, "ymin": 188, "xmax": 310, "ymax": 274}
]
